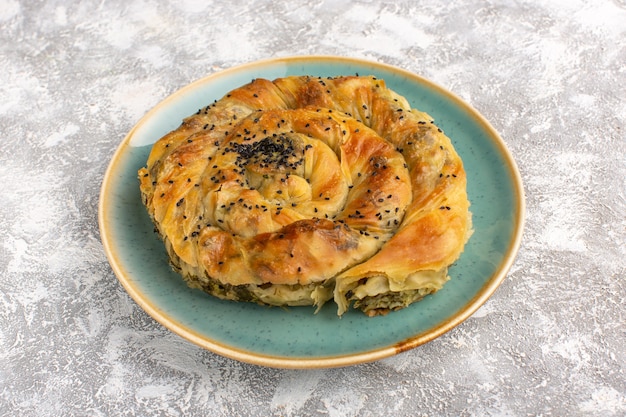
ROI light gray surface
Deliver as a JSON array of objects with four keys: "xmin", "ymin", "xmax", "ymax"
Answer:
[{"xmin": 1, "ymin": 0, "xmax": 624, "ymax": 415}]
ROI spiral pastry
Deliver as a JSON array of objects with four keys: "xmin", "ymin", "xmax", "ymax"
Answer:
[{"xmin": 139, "ymin": 75, "xmax": 472, "ymax": 316}]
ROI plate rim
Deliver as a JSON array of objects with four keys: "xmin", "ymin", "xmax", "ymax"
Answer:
[{"xmin": 98, "ymin": 55, "xmax": 526, "ymax": 368}]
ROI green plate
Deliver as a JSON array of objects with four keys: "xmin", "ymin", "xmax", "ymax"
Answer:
[{"xmin": 99, "ymin": 56, "xmax": 525, "ymax": 368}]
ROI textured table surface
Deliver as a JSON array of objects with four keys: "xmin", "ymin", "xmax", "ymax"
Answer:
[{"xmin": 1, "ymin": 0, "xmax": 625, "ymax": 416}]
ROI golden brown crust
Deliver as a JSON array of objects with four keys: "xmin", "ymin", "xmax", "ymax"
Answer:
[{"xmin": 139, "ymin": 75, "xmax": 471, "ymax": 315}]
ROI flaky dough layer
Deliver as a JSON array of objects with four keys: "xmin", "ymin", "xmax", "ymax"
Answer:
[{"xmin": 139, "ymin": 75, "xmax": 471, "ymax": 316}]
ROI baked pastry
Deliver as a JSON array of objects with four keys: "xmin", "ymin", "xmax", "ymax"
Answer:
[{"xmin": 138, "ymin": 75, "xmax": 472, "ymax": 316}]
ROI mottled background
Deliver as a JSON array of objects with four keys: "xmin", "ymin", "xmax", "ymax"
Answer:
[{"xmin": 1, "ymin": 0, "xmax": 624, "ymax": 416}]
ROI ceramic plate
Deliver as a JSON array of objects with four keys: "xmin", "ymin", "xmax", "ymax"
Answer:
[{"xmin": 99, "ymin": 56, "xmax": 525, "ymax": 368}]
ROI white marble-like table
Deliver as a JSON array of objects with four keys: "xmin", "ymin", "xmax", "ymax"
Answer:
[{"xmin": 1, "ymin": 1, "xmax": 624, "ymax": 415}]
